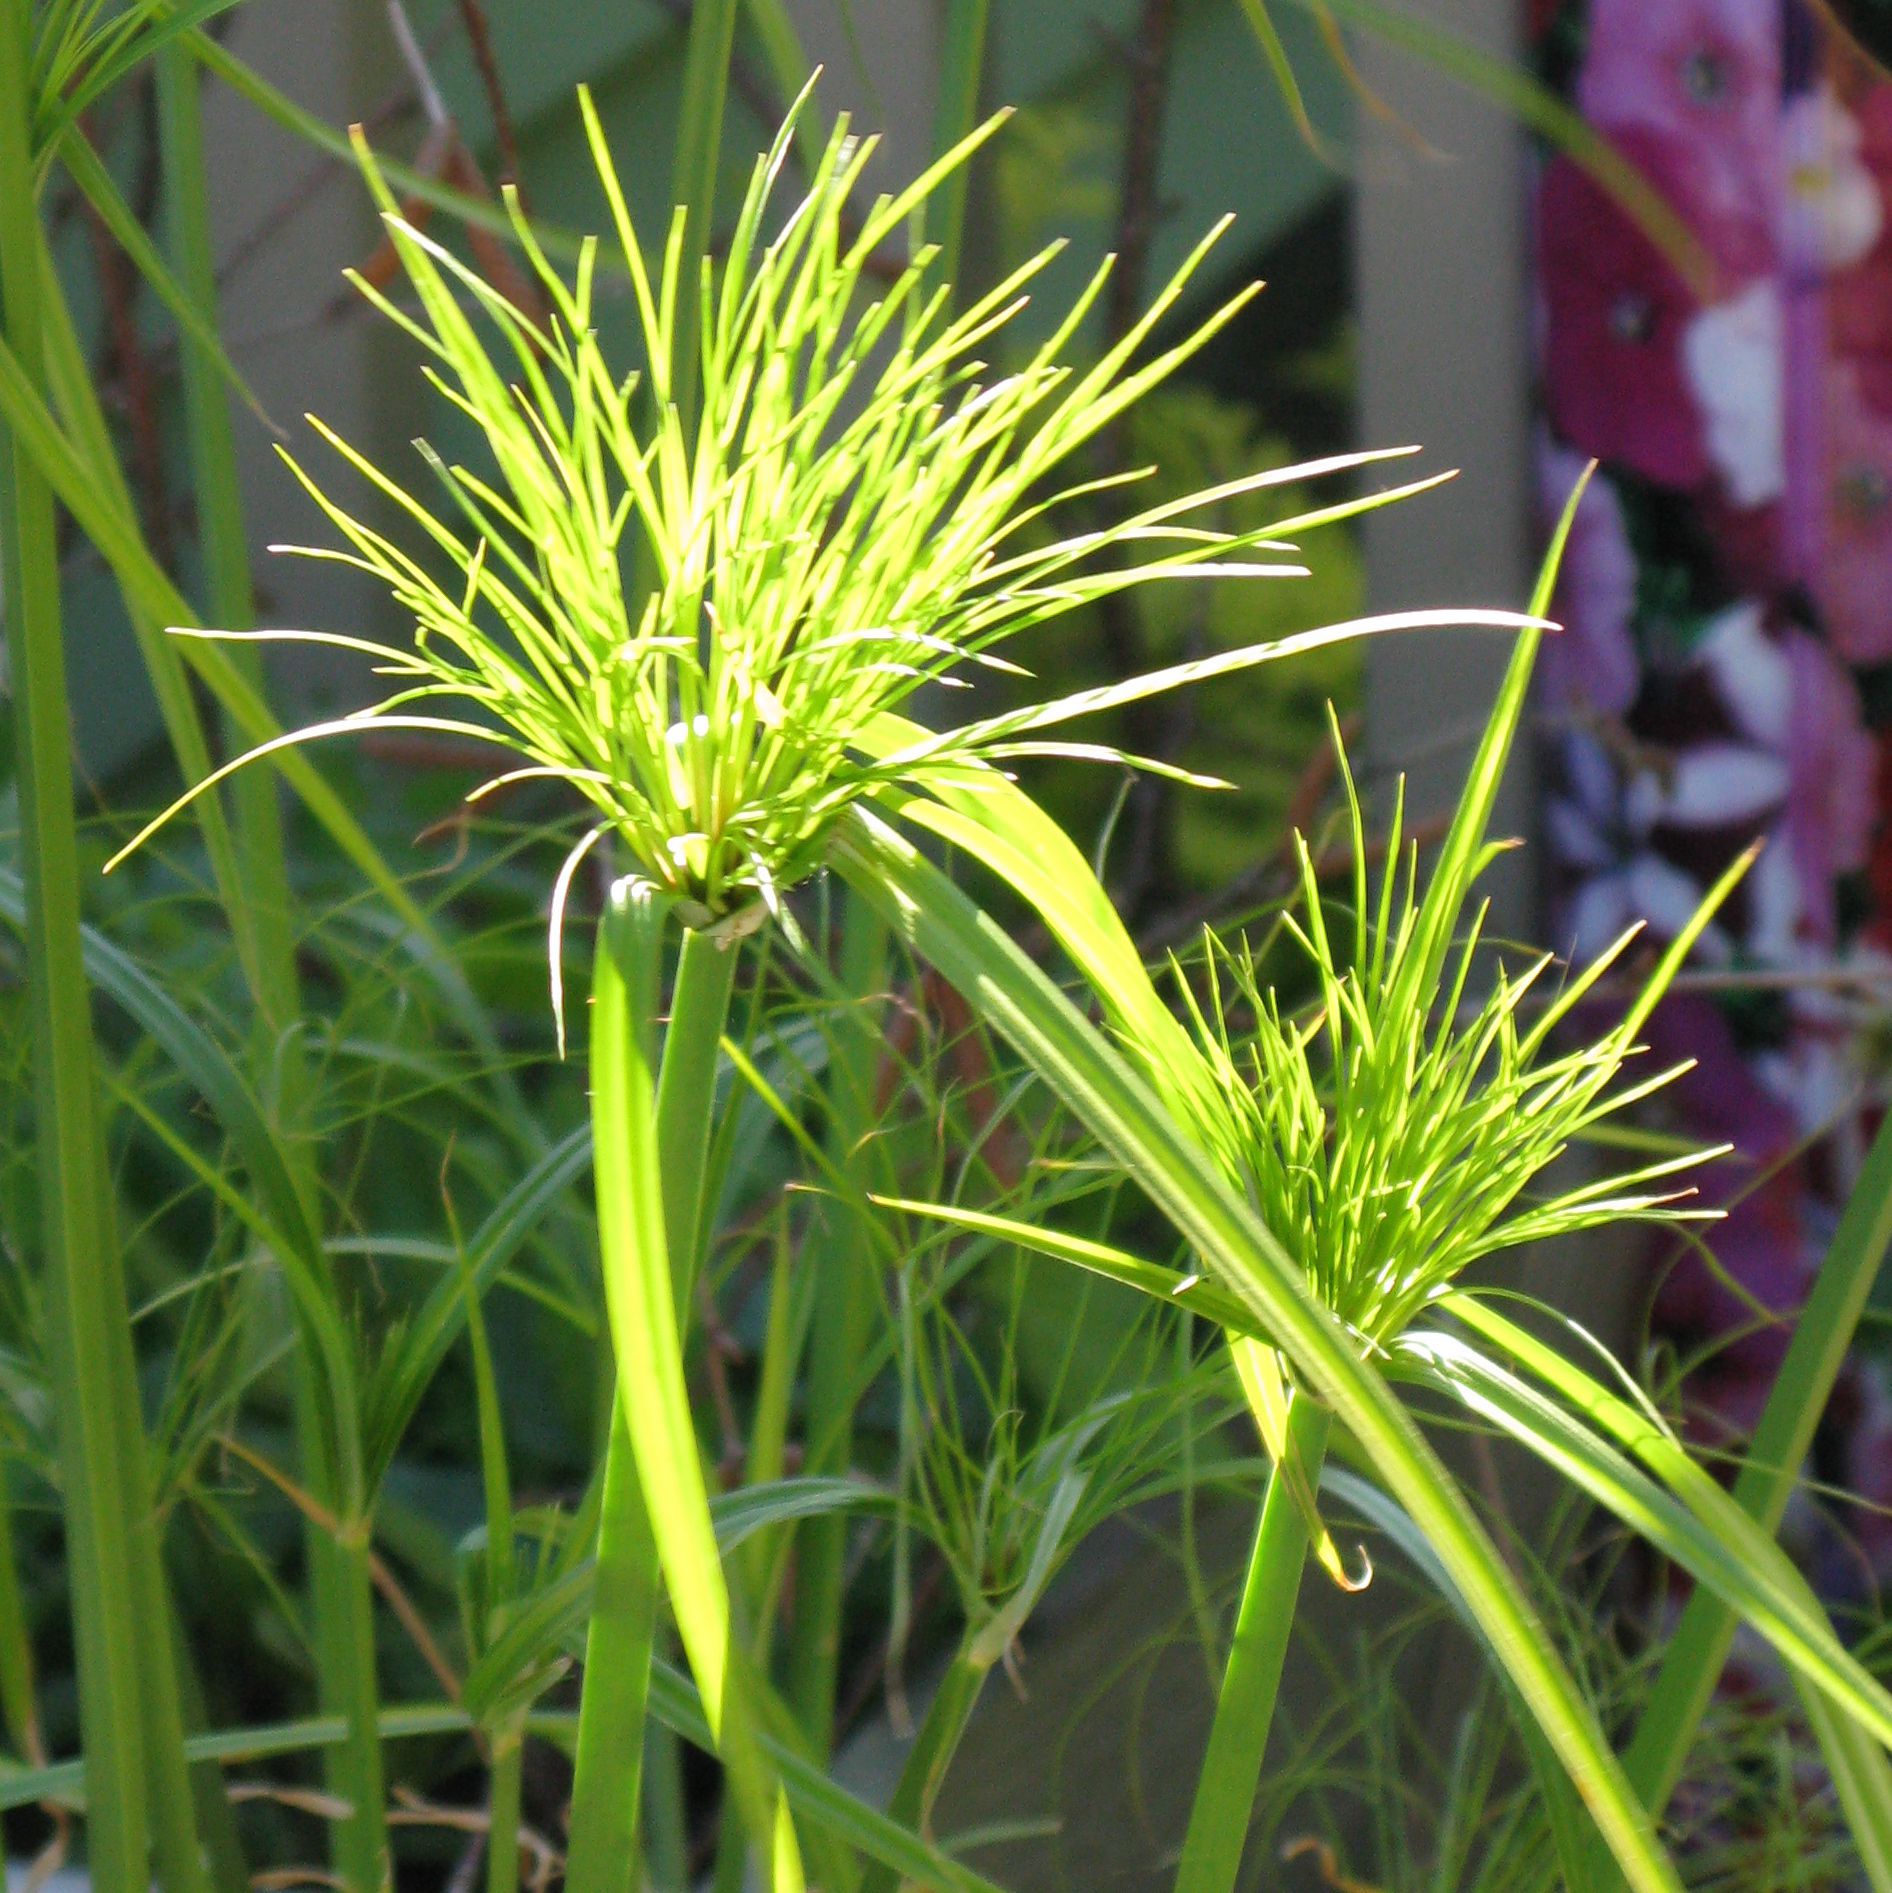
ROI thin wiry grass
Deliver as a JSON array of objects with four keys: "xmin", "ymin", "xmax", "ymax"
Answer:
[
  {"xmin": 1173, "ymin": 712, "xmax": 1734, "ymax": 1358},
  {"xmin": 1270, "ymin": 1510, "xmax": 1878, "ymax": 1893}
]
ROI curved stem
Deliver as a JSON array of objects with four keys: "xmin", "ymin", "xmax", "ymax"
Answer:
[
  {"xmin": 570, "ymin": 913, "xmax": 771, "ymax": 1889},
  {"xmin": 566, "ymin": 1399, "xmax": 664, "ymax": 1893},
  {"xmin": 858, "ymin": 1648, "xmax": 990, "ymax": 1893},
  {"xmin": 1174, "ymin": 1394, "xmax": 1330, "ymax": 1893}
]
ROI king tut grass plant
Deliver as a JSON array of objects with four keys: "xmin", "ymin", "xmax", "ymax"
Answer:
[
  {"xmin": 875, "ymin": 591, "xmax": 1737, "ymax": 1892},
  {"xmin": 109, "ymin": 83, "xmax": 1539, "ymax": 1888},
  {"xmin": 1153, "ymin": 705, "xmax": 1739, "ymax": 1893},
  {"xmin": 848, "ymin": 496, "xmax": 1892, "ymax": 1892},
  {"xmin": 108, "ymin": 93, "xmax": 1482, "ymax": 925}
]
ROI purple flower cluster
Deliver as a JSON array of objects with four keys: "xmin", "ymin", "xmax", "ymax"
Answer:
[{"xmin": 1534, "ymin": 0, "xmax": 1892, "ymax": 1570}]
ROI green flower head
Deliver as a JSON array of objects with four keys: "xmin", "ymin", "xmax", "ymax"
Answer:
[
  {"xmin": 116, "ymin": 86, "xmax": 1422, "ymax": 955},
  {"xmin": 1176, "ymin": 709, "xmax": 1742, "ymax": 1356}
]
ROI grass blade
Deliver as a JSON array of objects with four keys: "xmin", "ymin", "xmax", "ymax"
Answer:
[
  {"xmin": 0, "ymin": 3, "xmax": 164, "ymax": 1878},
  {"xmin": 1618, "ymin": 1109, "xmax": 1892, "ymax": 1816},
  {"xmin": 927, "ymin": 0, "xmax": 993, "ymax": 281},
  {"xmin": 1431, "ymin": 1299, "xmax": 1892, "ymax": 1751},
  {"xmin": 785, "ymin": 902, "xmax": 893, "ymax": 1756}
]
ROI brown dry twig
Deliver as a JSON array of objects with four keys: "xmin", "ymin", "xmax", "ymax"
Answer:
[
  {"xmin": 389, "ymin": 1786, "xmax": 562, "ymax": 1893},
  {"xmin": 77, "ymin": 113, "xmax": 176, "ymax": 570},
  {"xmin": 453, "ymin": 0, "xmax": 524, "ymax": 197},
  {"xmin": 1280, "ymin": 1835, "xmax": 1387, "ymax": 1892},
  {"xmin": 215, "ymin": 1434, "xmax": 466, "ymax": 1711}
]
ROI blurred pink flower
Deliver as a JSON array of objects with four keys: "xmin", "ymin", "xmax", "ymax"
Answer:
[
  {"xmin": 1538, "ymin": 129, "xmax": 1770, "ymax": 489},
  {"xmin": 1697, "ymin": 486, "xmax": 1784, "ymax": 597},
  {"xmin": 1831, "ymin": 91, "xmax": 1892, "ymax": 408},
  {"xmin": 1548, "ymin": 713, "xmax": 1786, "ymax": 966},
  {"xmin": 1830, "ymin": 252, "xmax": 1892, "ymax": 413},
  {"xmin": 1853, "ymin": 84, "xmax": 1892, "ymax": 214},
  {"xmin": 1548, "ymin": 730, "xmax": 1710, "ymax": 964},
  {"xmin": 1538, "ymin": 439, "xmax": 1640, "ymax": 718},
  {"xmin": 1784, "ymin": 632, "xmax": 1877, "ymax": 934},
  {"xmin": 1871, "ymin": 734, "xmax": 1892, "ymax": 950},
  {"xmin": 1576, "ymin": 0, "xmax": 1781, "ymax": 230},
  {"xmin": 1539, "ymin": 140, "xmax": 1710, "ymax": 486},
  {"xmin": 1684, "ymin": 279, "xmax": 1784, "ymax": 506},
  {"xmin": 1647, "ymin": 994, "xmax": 1814, "ymax": 1395},
  {"xmin": 1813, "ymin": 362, "xmax": 1892, "ymax": 664}
]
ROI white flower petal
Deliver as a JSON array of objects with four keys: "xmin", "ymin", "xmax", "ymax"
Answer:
[
  {"xmin": 1564, "ymin": 870, "xmax": 1635, "ymax": 967},
  {"xmin": 1683, "ymin": 281, "xmax": 1785, "ymax": 507},
  {"xmin": 1786, "ymin": 87, "xmax": 1885, "ymax": 271},
  {"xmin": 1659, "ymin": 742, "xmax": 1790, "ymax": 827},
  {"xmin": 1743, "ymin": 831, "xmax": 1803, "ymax": 962},
  {"xmin": 1699, "ymin": 599, "xmax": 1790, "ymax": 748},
  {"xmin": 1545, "ymin": 793, "xmax": 1617, "ymax": 871},
  {"xmin": 1559, "ymin": 727, "xmax": 1622, "ymax": 824},
  {"xmin": 1623, "ymin": 767, "xmax": 1665, "ymax": 840}
]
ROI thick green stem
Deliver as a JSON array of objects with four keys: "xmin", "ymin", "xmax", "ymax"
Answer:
[
  {"xmin": 927, "ymin": 0, "xmax": 993, "ymax": 280},
  {"xmin": 787, "ymin": 903, "xmax": 889, "ymax": 1753},
  {"xmin": 124, "ymin": 1478, "xmax": 213, "ymax": 1893},
  {"xmin": 0, "ymin": 7, "xmax": 159, "ymax": 1885},
  {"xmin": 858, "ymin": 1649, "xmax": 989, "ymax": 1893},
  {"xmin": 485, "ymin": 1732, "xmax": 524, "ymax": 1893},
  {"xmin": 656, "ymin": 928, "xmax": 746, "ymax": 1280},
  {"xmin": 1606, "ymin": 1109, "xmax": 1892, "ymax": 1851},
  {"xmin": 0, "ymin": 1463, "xmax": 36, "ymax": 1764},
  {"xmin": 568, "ymin": 920, "xmax": 743, "ymax": 1889},
  {"xmin": 308, "ymin": 1513, "xmax": 389, "ymax": 1893},
  {"xmin": 567, "ymin": 1409, "xmax": 663, "ymax": 1893},
  {"xmin": 1175, "ymin": 1394, "xmax": 1330, "ymax": 1893},
  {"xmin": 641, "ymin": 1719, "xmax": 692, "ymax": 1890}
]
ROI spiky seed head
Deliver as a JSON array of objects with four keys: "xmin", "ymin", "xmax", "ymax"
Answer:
[
  {"xmin": 114, "ymin": 87, "xmax": 1388, "ymax": 946},
  {"xmin": 1172, "ymin": 716, "xmax": 1740, "ymax": 1354}
]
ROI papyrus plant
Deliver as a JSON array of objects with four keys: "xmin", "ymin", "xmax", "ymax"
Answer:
[
  {"xmin": 841, "ymin": 508, "xmax": 1892, "ymax": 1892},
  {"xmin": 112, "ymin": 86, "xmax": 1541, "ymax": 1888}
]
